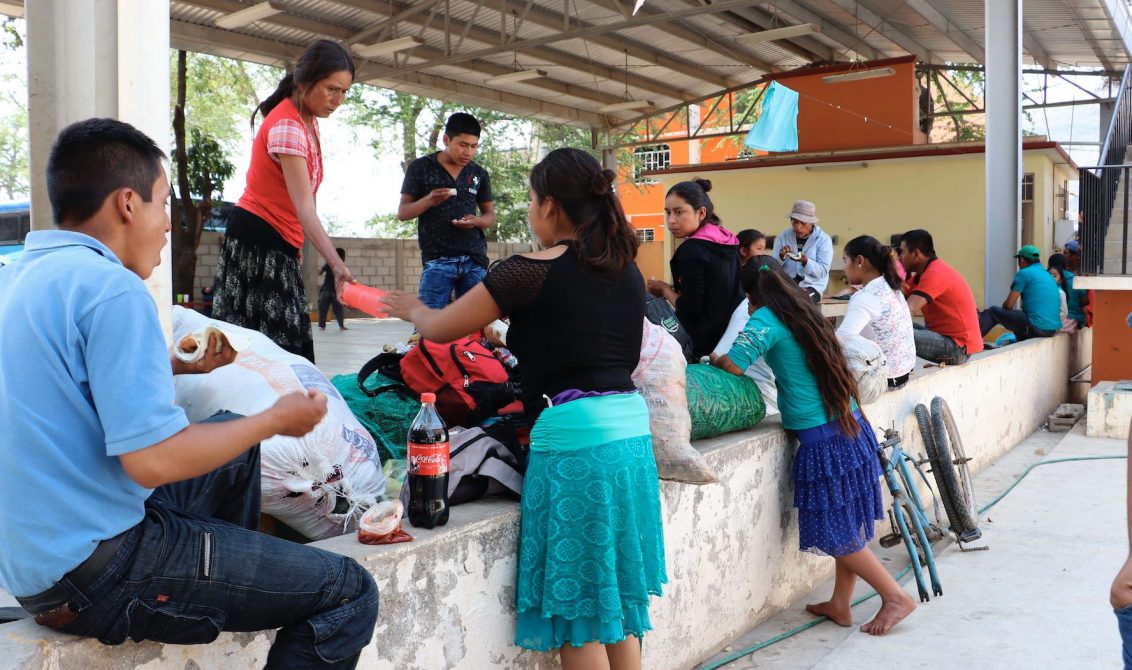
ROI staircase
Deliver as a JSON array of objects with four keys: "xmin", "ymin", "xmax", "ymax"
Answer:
[{"xmin": 1080, "ymin": 64, "xmax": 1132, "ymax": 276}]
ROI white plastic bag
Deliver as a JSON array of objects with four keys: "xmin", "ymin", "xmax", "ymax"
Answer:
[
  {"xmin": 633, "ymin": 319, "xmax": 718, "ymax": 484},
  {"xmin": 171, "ymin": 307, "xmax": 386, "ymax": 540},
  {"xmin": 838, "ymin": 332, "xmax": 888, "ymax": 405}
]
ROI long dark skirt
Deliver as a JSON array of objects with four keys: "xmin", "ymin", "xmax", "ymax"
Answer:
[{"xmin": 212, "ymin": 207, "xmax": 315, "ymax": 363}]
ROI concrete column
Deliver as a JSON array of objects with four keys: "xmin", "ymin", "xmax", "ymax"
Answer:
[
  {"xmin": 27, "ymin": 0, "xmax": 172, "ymax": 332},
  {"xmin": 984, "ymin": 0, "xmax": 1023, "ymax": 307}
]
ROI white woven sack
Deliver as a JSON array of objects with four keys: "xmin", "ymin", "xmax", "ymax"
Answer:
[
  {"xmin": 632, "ymin": 319, "xmax": 718, "ymax": 484},
  {"xmin": 838, "ymin": 332, "xmax": 888, "ymax": 405},
  {"xmin": 171, "ymin": 307, "xmax": 385, "ymax": 540}
]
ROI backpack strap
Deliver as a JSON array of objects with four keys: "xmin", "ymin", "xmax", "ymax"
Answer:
[{"xmin": 357, "ymin": 352, "xmax": 409, "ymax": 398}]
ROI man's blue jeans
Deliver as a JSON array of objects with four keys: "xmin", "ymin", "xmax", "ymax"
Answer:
[
  {"xmin": 419, "ymin": 255, "xmax": 488, "ymax": 309},
  {"xmin": 1116, "ymin": 603, "xmax": 1132, "ymax": 669},
  {"xmin": 912, "ymin": 323, "xmax": 970, "ymax": 365},
  {"xmin": 46, "ymin": 415, "xmax": 378, "ymax": 668},
  {"xmin": 978, "ymin": 306, "xmax": 1057, "ymax": 341}
]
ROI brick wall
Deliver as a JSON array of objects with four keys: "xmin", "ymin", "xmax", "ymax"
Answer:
[{"xmin": 191, "ymin": 231, "xmax": 537, "ymax": 308}]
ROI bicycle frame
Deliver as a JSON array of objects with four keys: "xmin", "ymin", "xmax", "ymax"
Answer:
[{"xmin": 877, "ymin": 429, "xmax": 944, "ymax": 601}]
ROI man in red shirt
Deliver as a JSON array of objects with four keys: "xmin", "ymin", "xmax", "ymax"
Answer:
[{"xmin": 899, "ymin": 229, "xmax": 984, "ymax": 365}]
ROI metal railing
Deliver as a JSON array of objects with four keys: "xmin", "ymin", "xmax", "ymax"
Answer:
[{"xmin": 1079, "ymin": 63, "xmax": 1132, "ymax": 275}]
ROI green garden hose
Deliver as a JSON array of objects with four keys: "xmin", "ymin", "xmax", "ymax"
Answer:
[{"xmin": 698, "ymin": 454, "xmax": 1127, "ymax": 670}]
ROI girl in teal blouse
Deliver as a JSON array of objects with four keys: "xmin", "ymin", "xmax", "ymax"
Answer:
[{"xmin": 713, "ymin": 256, "xmax": 917, "ymax": 636}]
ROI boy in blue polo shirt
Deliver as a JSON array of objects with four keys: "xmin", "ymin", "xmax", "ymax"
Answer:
[
  {"xmin": 0, "ymin": 119, "xmax": 377, "ymax": 668},
  {"xmin": 978, "ymin": 244, "xmax": 1062, "ymax": 341}
]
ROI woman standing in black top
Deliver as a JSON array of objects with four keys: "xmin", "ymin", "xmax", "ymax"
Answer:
[
  {"xmin": 646, "ymin": 178, "xmax": 744, "ymax": 358},
  {"xmin": 381, "ymin": 148, "xmax": 666, "ymax": 670}
]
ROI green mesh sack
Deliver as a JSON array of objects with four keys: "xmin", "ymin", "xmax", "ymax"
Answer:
[
  {"xmin": 684, "ymin": 363, "xmax": 766, "ymax": 440},
  {"xmin": 331, "ymin": 373, "xmax": 419, "ymax": 462}
]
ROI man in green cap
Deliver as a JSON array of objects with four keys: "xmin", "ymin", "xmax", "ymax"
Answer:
[{"xmin": 978, "ymin": 244, "xmax": 1062, "ymax": 341}]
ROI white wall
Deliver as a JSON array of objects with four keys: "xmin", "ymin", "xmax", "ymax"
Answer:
[{"xmin": 0, "ymin": 333, "xmax": 1083, "ymax": 669}]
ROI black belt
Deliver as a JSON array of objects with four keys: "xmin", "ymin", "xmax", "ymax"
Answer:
[
  {"xmin": 887, "ymin": 373, "xmax": 910, "ymax": 388},
  {"xmin": 16, "ymin": 529, "xmax": 131, "ymax": 616}
]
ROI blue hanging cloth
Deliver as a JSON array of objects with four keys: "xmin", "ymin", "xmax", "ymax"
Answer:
[{"xmin": 744, "ymin": 81, "xmax": 799, "ymax": 152}]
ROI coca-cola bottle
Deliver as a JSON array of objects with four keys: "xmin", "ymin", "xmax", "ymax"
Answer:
[{"xmin": 407, "ymin": 392, "xmax": 450, "ymax": 528}]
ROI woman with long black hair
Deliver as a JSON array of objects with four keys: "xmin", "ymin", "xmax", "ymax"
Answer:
[
  {"xmin": 213, "ymin": 39, "xmax": 356, "ymax": 362},
  {"xmin": 714, "ymin": 258, "xmax": 917, "ymax": 636},
  {"xmin": 381, "ymin": 148, "xmax": 666, "ymax": 669}
]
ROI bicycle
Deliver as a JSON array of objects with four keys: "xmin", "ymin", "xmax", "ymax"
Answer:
[
  {"xmin": 916, "ymin": 397, "xmax": 982, "ymax": 543},
  {"xmin": 875, "ymin": 427, "xmax": 945, "ymax": 602}
]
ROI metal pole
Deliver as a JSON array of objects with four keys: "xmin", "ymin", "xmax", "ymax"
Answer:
[
  {"xmin": 1125, "ymin": 167, "xmax": 1130, "ymax": 274},
  {"xmin": 27, "ymin": 0, "xmax": 172, "ymax": 332},
  {"xmin": 983, "ymin": 0, "xmax": 1022, "ymax": 306}
]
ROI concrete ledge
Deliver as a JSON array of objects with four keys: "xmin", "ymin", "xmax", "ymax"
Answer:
[
  {"xmin": 0, "ymin": 333, "xmax": 1085, "ymax": 669},
  {"xmin": 1088, "ymin": 381, "xmax": 1132, "ymax": 439}
]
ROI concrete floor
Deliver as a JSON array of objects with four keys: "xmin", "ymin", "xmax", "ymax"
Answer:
[
  {"xmin": 311, "ymin": 317, "xmax": 415, "ymax": 379},
  {"xmin": 700, "ymin": 423, "xmax": 1127, "ymax": 670}
]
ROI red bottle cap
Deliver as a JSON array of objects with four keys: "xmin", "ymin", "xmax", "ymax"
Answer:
[{"xmin": 420, "ymin": 392, "xmax": 436, "ymax": 403}]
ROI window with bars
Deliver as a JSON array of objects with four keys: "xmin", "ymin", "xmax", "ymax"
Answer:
[
  {"xmin": 634, "ymin": 144, "xmax": 671, "ymax": 183},
  {"xmin": 1021, "ymin": 173, "xmax": 1035, "ymax": 203},
  {"xmin": 636, "ymin": 228, "xmax": 656, "ymax": 243}
]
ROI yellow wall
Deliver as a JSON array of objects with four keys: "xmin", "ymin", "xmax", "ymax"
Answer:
[{"xmin": 656, "ymin": 149, "xmax": 1070, "ymax": 307}]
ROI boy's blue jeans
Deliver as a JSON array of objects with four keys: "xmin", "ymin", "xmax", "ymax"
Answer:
[
  {"xmin": 30, "ymin": 414, "xmax": 378, "ymax": 668},
  {"xmin": 419, "ymin": 255, "xmax": 488, "ymax": 309}
]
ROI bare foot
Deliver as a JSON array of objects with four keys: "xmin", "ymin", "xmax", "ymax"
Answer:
[
  {"xmin": 859, "ymin": 593, "xmax": 917, "ymax": 635},
  {"xmin": 805, "ymin": 600, "xmax": 852, "ymax": 627}
]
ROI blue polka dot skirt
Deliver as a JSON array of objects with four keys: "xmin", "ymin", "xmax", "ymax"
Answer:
[
  {"xmin": 514, "ymin": 395, "xmax": 667, "ymax": 651},
  {"xmin": 792, "ymin": 411, "xmax": 886, "ymax": 557}
]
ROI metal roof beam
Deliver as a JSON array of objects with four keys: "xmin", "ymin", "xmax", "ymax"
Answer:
[
  {"xmin": 763, "ymin": 0, "xmax": 883, "ymax": 61},
  {"xmin": 343, "ymin": 0, "xmax": 759, "ymax": 87},
  {"xmin": 182, "ymin": 1, "xmax": 639, "ymax": 112},
  {"xmin": 1022, "ymin": 24, "xmax": 1057, "ymax": 69},
  {"xmin": 343, "ymin": 0, "xmax": 689, "ymax": 102},
  {"xmin": 719, "ymin": 6, "xmax": 838, "ymax": 63},
  {"xmin": 827, "ymin": 0, "xmax": 946, "ymax": 64},
  {"xmin": 587, "ymin": 0, "xmax": 781, "ymax": 73},
  {"xmin": 1064, "ymin": 0, "xmax": 1118, "ymax": 71},
  {"xmin": 170, "ymin": 19, "xmax": 606, "ymax": 127},
  {"xmin": 181, "ymin": 0, "xmax": 354, "ymax": 39},
  {"xmin": 902, "ymin": 0, "xmax": 984, "ymax": 63}
]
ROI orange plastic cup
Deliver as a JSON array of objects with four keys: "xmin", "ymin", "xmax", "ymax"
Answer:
[{"xmin": 341, "ymin": 283, "xmax": 388, "ymax": 318}]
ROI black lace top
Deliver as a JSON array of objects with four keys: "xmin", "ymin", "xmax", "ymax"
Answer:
[{"xmin": 482, "ymin": 243, "xmax": 644, "ymax": 410}]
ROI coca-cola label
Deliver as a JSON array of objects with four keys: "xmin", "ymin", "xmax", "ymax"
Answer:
[{"xmin": 408, "ymin": 442, "xmax": 449, "ymax": 476}]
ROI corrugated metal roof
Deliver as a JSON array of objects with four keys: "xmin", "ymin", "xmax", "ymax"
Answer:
[{"xmin": 21, "ymin": 0, "xmax": 1132, "ymax": 126}]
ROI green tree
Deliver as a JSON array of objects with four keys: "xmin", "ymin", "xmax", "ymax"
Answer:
[
  {"xmin": 0, "ymin": 82, "xmax": 28, "ymax": 199},
  {"xmin": 170, "ymin": 51, "xmax": 236, "ymax": 298},
  {"xmin": 168, "ymin": 50, "xmax": 271, "ymax": 151},
  {"xmin": 0, "ymin": 18, "xmax": 27, "ymax": 200}
]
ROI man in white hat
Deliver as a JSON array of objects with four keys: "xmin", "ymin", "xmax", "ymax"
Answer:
[{"xmin": 773, "ymin": 200, "xmax": 833, "ymax": 303}]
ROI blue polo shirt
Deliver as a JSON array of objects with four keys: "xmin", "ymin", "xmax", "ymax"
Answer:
[
  {"xmin": 0, "ymin": 231, "xmax": 189, "ymax": 596},
  {"xmin": 1012, "ymin": 263, "xmax": 1062, "ymax": 332}
]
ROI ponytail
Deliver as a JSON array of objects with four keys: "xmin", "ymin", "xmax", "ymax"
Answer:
[
  {"xmin": 530, "ymin": 149, "xmax": 639, "ymax": 274},
  {"xmin": 844, "ymin": 235, "xmax": 900, "ymax": 290},
  {"xmin": 252, "ymin": 73, "xmax": 295, "ymax": 128}
]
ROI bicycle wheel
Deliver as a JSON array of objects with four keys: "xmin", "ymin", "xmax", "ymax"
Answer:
[{"xmin": 928, "ymin": 396, "xmax": 980, "ymax": 538}]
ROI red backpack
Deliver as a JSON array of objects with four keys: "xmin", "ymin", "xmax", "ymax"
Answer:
[{"xmin": 398, "ymin": 336, "xmax": 520, "ymax": 426}]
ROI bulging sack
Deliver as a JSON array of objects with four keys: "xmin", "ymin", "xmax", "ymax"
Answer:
[
  {"xmin": 684, "ymin": 364, "xmax": 766, "ymax": 440},
  {"xmin": 632, "ymin": 319, "xmax": 718, "ymax": 484},
  {"xmin": 837, "ymin": 333, "xmax": 887, "ymax": 405},
  {"xmin": 172, "ymin": 307, "xmax": 386, "ymax": 540}
]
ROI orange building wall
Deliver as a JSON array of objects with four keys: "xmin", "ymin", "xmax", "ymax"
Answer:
[
  {"xmin": 767, "ymin": 56, "xmax": 923, "ymax": 153},
  {"xmin": 620, "ymin": 57, "xmax": 923, "ymax": 241},
  {"xmin": 1092, "ymin": 290, "xmax": 1132, "ymax": 382}
]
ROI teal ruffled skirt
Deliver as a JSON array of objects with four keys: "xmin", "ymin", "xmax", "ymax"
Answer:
[{"xmin": 514, "ymin": 394, "xmax": 667, "ymax": 651}]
